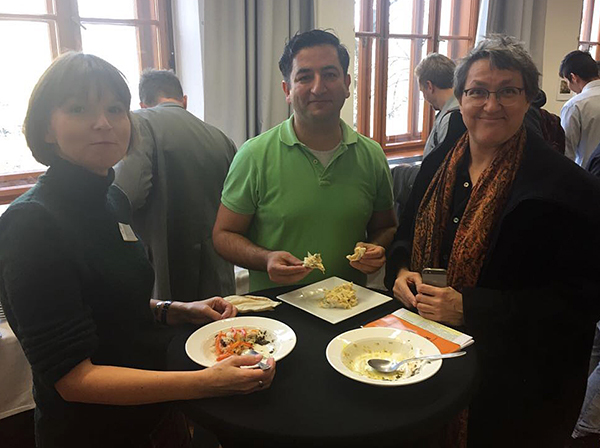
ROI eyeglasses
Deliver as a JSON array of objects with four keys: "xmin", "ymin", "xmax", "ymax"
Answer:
[{"xmin": 462, "ymin": 86, "xmax": 526, "ymax": 106}]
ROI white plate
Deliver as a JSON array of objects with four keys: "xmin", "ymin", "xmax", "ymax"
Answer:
[
  {"xmin": 185, "ymin": 316, "xmax": 297, "ymax": 367},
  {"xmin": 326, "ymin": 327, "xmax": 442, "ymax": 386},
  {"xmin": 276, "ymin": 276, "xmax": 393, "ymax": 324}
]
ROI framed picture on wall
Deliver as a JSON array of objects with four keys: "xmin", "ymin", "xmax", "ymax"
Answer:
[{"xmin": 556, "ymin": 79, "xmax": 574, "ymax": 101}]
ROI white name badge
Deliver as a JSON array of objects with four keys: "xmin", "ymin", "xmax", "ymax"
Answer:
[{"xmin": 118, "ymin": 223, "xmax": 138, "ymax": 242}]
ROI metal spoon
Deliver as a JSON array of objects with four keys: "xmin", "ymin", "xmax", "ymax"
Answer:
[
  {"xmin": 368, "ymin": 351, "xmax": 467, "ymax": 373},
  {"xmin": 243, "ymin": 349, "xmax": 272, "ymax": 370}
]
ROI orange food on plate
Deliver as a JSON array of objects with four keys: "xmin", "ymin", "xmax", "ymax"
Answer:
[{"xmin": 214, "ymin": 327, "xmax": 272, "ymax": 361}]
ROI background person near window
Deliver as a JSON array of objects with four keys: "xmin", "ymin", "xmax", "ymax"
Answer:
[
  {"xmin": 559, "ymin": 50, "xmax": 600, "ymax": 166},
  {"xmin": 114, "ymin": 69, "xmax": 237, "ymax": 304},
  {"xmin": 415, "ymin": 53, "xmax": 463, "ymax": 159}
]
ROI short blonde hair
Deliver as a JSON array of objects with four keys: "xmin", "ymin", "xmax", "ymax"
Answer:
[
  {"xmin": 415, "ymin": 53, "xmax": 456, "ymax": 89},
  {"xmin": 23, "ymin": 52, "xmax": 137, "ymax": 166}
]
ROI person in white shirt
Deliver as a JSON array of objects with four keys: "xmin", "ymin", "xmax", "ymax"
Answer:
[
  {"xmin": 559, "ymin": 50, "xmax": 600, "ymax": 166},
  {"xmin": 415, "ymin": 53, "xmax": 462, "ymax": 158}
]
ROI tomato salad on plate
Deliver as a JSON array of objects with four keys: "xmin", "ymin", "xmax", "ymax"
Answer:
[{"xmin": 214, "ymin": 327, "xmax": 275, "ymax": 361}]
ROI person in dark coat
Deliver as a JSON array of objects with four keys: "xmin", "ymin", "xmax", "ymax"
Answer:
[
  {"xmin": 114, "ymin": 69, "xmax": 237, "ymax": 303},
  {"xmin": 524, "ymin": 89, "xmax": 566, "ymax": 154},
  {"xmin": 385, "ymin": 35, "xmax": 600, "ymax": 447},
  {"xmin": 0, "ymin": 52, "xmax": 275, "ymax": 448}
]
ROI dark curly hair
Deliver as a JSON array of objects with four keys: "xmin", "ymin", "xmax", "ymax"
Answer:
[
  {"xmin": 559, "ymin": 50, "xmax": 600, "ymax": 82},
  {"xmin": 278, "ymin": 29, "xmax": 349, "ymax": 83}
]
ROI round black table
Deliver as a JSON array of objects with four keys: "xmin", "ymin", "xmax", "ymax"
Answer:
[{"xmin": 168, "ymin": 285, "xmax": 478, "ymax": 448}]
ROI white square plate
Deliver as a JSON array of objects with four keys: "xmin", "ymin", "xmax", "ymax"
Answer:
[{"xmin": 276, "ymin": 276, "xmax": 392, "ymax": 324}]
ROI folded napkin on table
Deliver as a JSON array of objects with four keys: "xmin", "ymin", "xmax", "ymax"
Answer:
[{"xmin": 224, "ymin": 295, "xmax": 281, "ymax": 312}]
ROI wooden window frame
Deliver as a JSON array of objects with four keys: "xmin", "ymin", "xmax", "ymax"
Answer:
[
  {"xmin": 579, "ymin": 0, "xmax": 600, "ymax": 60},
  {"xmin": 0, "ymin": 0, "xmax": 173, "ymax": 204},
  {"xmin": 355, "ymin": 0, "xmax": 479, "ymax": 158}
]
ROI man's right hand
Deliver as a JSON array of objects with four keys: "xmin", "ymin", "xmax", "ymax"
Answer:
[
  {"xmin": 266, "ymin": 251, "xmax": 312, "ymax": 284},
  {"xmin": 392, "ymin": 268, "xmax": 422, "ymax": 308}
]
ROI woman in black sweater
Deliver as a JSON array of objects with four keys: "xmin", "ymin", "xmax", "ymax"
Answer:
[{"xmin": 0, "ymin": 53, "xmax": 275, "ymax": 447}]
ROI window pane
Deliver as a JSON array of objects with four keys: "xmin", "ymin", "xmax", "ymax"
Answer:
[
  {"xmin": 355, "ymin": 0, "xmax": 377, "ymax": 32},
  {"xmin": 369, "ymin": 39, "xmax": 376, "ymax": 137},
  {"xmin": 439, "ymin": 0, "xmax": 471, "ymax": 37},
  {"xmin": 579, "ymin": 42, "xmax": 591, "ymax": 53},
  {"xmin": 439, "ymin": 0, "xmax": 451, "ymax": 36},
  {"xmin": 580, "ymin": 0, "xmax": 600, "ymax": 42},
  {"xmin": 389, "ymin": 0, "xmax": 430, "ymax": 35},
  {"xmin": 0, "ymin": 0, "xmax": 47, "ymax": 14},
  {"xmin": 0, "ymin": 21, "xmax": 52, "ymax": 174},
  {"xmin": 354, "ymin": 37, "xmax": 359, "ymax": 129},
  {"xmin": 579, "ymin": 44, "xmax": 598, "ymax": 59},
  {"xmin": 354, "ymin": 37, "xmax": 377, "ymax": 137},
  {"xmin": 81, "ymin": 24, "xmax": 142, "ymax": 108},
  {"xmin": 77, "ymin": 0, "xmax": 136, "ymax": 19},
  {"xmin": 581, "ymin": 0, "xmax": 590, "ymax": 41},
  {"xmin": 592, "ymin": 0, "xmax": 600, "ymax": 43},
  {"xmin": 418, "ymin": 93, "xmax": 424, "ymax": 134},
  {"xmin": 438, "ymin": 39, "xmax": 471, "ymax": 60},
  {"xmin": 386, "ymin": 38, "xmax": 426, "ymax": 138}
]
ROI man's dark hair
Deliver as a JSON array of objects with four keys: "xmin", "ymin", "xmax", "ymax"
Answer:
[
  {"xmin": 278, "ymin": 29, "xmax": 349, "ymax": 83},
  {"xmin": 139, "ymin": 69, "xmax": 184, "ymax": 107},
  {"xmin": 559, "ymin": 50, "xmax": 599, "ymax": 81}
]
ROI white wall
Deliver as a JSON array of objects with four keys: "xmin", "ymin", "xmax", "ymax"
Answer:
[
  {"xmin": 314, "ymin": 0, "xmax": 356, "ymax": 126},
  {"xmin": 540, "ymin": 0, "xmax": 583, "ymax": 115}
]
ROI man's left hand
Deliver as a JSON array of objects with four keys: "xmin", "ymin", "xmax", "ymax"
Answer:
[
  {"xmin": 415, "ymin": 284, "xmax": 464, "ymax": 326},
  {"xmin": 179, "ymin": 297, "xmax": 238, "ymax": 325},
  {"xmin": 349, "ymin": 242, "xmax": 386, "ymax": 274}
]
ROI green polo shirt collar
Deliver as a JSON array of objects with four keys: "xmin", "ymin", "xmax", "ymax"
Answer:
[{"xmin": 279, "ymin": 115, "xmax": 359, "ymax": 148}]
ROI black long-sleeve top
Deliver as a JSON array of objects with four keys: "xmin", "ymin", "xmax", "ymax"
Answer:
[
  {"xmin": 0, "ymin": 159, "xmax": 174, "ymax": 447},
  {"xmin": 385, "ymin": 129, "xmax": 600, "ymax": 447}
]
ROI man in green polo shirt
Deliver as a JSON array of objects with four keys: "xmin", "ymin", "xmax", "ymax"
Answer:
[{"xmin": 213, "ymin": 29, "xmax": 396, "ymax": 292}]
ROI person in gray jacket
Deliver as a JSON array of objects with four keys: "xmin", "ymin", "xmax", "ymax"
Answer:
[
  {"xmin": 392, "ymin": 53, "xmax": 465, "ymax": 220},
  {"xmin": 115, "ymin": 69, "xmax": 236, "ymax": 302},
  {"xmin": 416, "ymin": 53, "xmax": 462, "ymax": 158}
]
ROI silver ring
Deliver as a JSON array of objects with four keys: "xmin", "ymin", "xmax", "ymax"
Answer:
[{"xmin": 258, "ymin": 380, "xmax": 264, "ymax": 388}]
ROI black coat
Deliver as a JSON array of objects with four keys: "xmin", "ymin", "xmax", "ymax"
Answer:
[{"xmin": 385, "ymin": 129, "xmax": 600, "ymax": 447}]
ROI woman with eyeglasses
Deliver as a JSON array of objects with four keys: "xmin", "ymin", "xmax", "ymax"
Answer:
[{"xmin": 385, "ymin": 35, "xmax": 600, "ymax": 447}]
